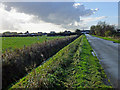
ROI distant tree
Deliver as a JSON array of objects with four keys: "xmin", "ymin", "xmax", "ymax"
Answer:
[
  {"xmin": 90, "ymin": 21, "xmax": 116, "ymax": 37},
  {"xmin": 18, "ymin": 32, "xmax": 23, "ymax": 34},
  {"xmin": 3, "ymin": 31, "xmax": 11, "ymax": 35},
  {"xmin": 38, "ymin": 32, "xmax": 42, "ymax": 36},
  {"xmin": 50, "ymin": 31, "xmax": 56, "ymax": 34},
  {"xmin": 11, "ymin": 32, "xmax": 17, "ymax": 35},
  {"xmin": 75, "ymin": 29, "xmax": 82, "ymax": 35},
  {"xmin": 95, "ymin": 25, "xmax": 102, "ymax": 36},
  {"xmin": 90, "ymin": 25, "xmax": 95, "ymax": 35},
  {"xmin": 25, "ymin": 31, "xmax": 29, "ymax": 34}
]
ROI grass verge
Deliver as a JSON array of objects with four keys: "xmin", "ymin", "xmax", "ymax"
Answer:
[
  {"xmin": 92, "ymin": 35, "xmax": 120, "ymax": 43},
  {"xmin": 10, "ymin": 35, "xmax": 112, "ymax": 89}
]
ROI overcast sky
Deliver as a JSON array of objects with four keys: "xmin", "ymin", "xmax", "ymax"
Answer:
[{"xmin": 0, "ymin": 2, "xmax": 118, "ymax": 33}]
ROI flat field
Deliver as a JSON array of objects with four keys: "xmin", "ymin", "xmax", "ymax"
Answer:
[{"xmin": 1, "ymin": 36, "xmax": 65, "ymax": 53}]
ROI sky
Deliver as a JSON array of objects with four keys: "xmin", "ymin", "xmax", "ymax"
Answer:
[{"xmin": 0, "ymin": 1, "xmax": 118, "ymax": 33}]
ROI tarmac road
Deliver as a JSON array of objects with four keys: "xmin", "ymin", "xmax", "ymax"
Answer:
[{"xmin": 85, "ymin": 34, "xmax": 119, "ymax": 88}]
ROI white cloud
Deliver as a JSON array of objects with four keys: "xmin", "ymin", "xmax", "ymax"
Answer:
[
  {"xmin": 73, "ymin": 3, "xmax": 83, "ymax": 8},
  {"xmin": 0, "ymin": 3, "xmax": 65, "ymax": 33},
  {"xmin": 79, "ymin": 16, "xmax": 107, "ymax": 29},
  {"xmin": 81, "ymin": 16, "xmax": 107, "ymax": 23},
  {"xmin": 0, "ymin": 3, "xmax": 36, "ymax": 30},
  {"xmin": 67, "ymin": 16, "xmax": 107, "ymax": 29}
]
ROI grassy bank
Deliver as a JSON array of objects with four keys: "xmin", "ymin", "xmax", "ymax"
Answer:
[
  {"xmin": 10, "ymin": 35, "xmax": 112, "ymax": 89},
  {"xmin": 92, "ymin": 35, "xmax": 120, "ymax": 43}
]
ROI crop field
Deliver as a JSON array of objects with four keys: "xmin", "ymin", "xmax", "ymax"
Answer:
[
  {"xmin": 10, "ymin": 35, "xmax": 112, "ymax": 89},
  {"xmin": 1, "ymin": 36, "xmax": 65, "ymax": 53}
]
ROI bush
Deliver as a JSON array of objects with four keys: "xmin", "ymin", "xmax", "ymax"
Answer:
[
  {"xmin": 90, "ymin": 21, "xmax": 116, "ymax": 37},
  {"xmin": 105, "ymin": 30, "xmax": 112, "ymax": 37}
]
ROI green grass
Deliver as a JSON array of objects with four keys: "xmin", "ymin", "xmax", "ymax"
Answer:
[
  {"xmin": 1, "ymin": 36, "xmax": 65, "ymax": 53},
  {"xmin": 10, "ymin": 35, "xmax": 112, "ymax": 89},
  {"xmin": 92, "ymin": 35, "xmax": 120, "ymax": 43}
]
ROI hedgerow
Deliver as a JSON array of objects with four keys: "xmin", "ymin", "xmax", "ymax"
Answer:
[
  {"xmin": 10, "ymin": 35, "xmax": 112, "ymax": 89},
  {"xmin": 2, "ymin": 35, "xmax": 78, "ymax": 89}
]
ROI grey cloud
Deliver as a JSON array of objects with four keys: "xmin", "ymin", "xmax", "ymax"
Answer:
[{"xmin": 4, "ymin": 2, "xmax": 98, "ymax": 29}]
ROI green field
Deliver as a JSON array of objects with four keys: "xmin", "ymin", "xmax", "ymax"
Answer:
[
  {"xmin": 10, "ymin": 35, "xmax": 112, "ymax": 89},
  {"xmin": 1, "ymin": 36, "xmax": 65, "ymax": 53},
  {"xmin": 92, "ymin": 35, "xmax": 120, "ymax": 43}
]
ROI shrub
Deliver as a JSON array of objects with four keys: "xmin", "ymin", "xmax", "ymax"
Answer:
[{"xmin": 105, "ymin": 30, "xmax": 112, "ymax": 37}]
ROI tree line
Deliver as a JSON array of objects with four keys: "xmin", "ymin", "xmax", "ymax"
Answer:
[
  {"xmin": 90, "ymin": 21, "xmax": 120, "ymax": 38},
  {"xmin": 1, "ymin": 30, "xmax": 83, "ymax": 37}
]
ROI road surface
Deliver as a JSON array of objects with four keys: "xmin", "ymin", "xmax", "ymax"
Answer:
[{"xmin": 85, "ymin": 34, "xmax": 119, "ymax": 88}]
